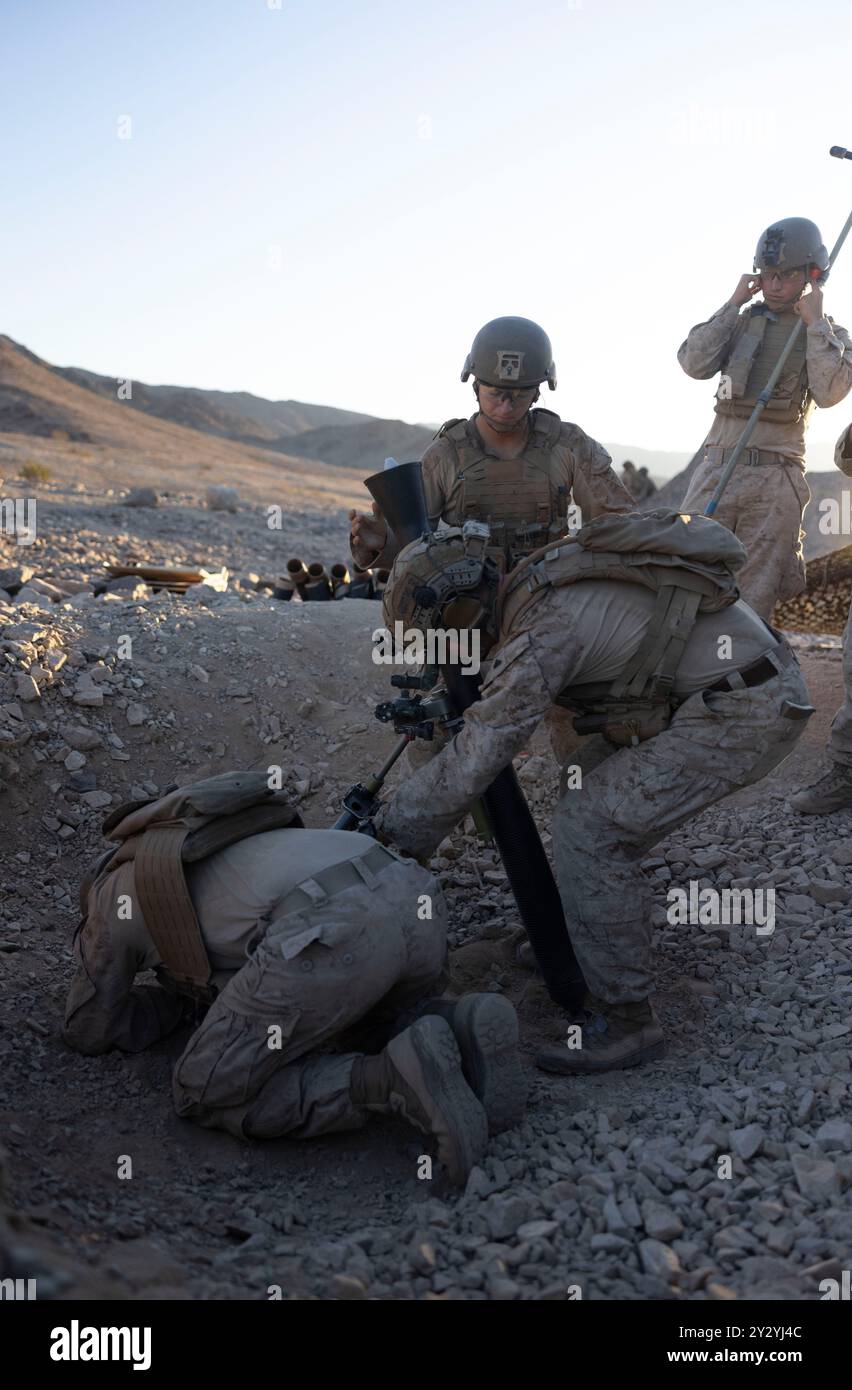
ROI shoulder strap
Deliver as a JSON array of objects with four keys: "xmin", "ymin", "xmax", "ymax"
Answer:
[
  {"xmin": 134, "ymin": 824, "xmax": 212, "ymax": 991},
  {"xmin": 529, "ymin": 409, "xmax": 562, "ymax": 450},
  {"xmin": 182, "ymin": 800, "xmax": 303, "ymax": 861},
  {"xmin": 434, "ymin": 418, "xmax": 468, "ymax": 441},
  {"xmin": 610, "ymin": 586, "xmax": 703, "ymax": 702}
]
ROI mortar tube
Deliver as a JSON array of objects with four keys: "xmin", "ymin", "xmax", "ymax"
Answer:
[
  {"xmin": 303, "ymin": 562, "xmax": 333, "ymax": 601},
  {"xmin": 330, "ymin": 562, "xmax": 350, "ymax": 598},
  {"xmin": 442, "ymin": 663, "xmax": 586, "ymax": 1013},
  {"xmin": 286, "ymin": 558, "xmax": 310, "ymax": 600},
  {"xmin": 347, "ymin": 573, "xmax": 375, "ymax": 599}
]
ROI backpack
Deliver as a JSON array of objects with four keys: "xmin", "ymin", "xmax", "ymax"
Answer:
[
  {"xmin": 78, "ymin": 771, "xmax": 303, "ymax": 999},
  {"xmin": 498, "ymin": 509, "xmax": 746, "ymax": 746}
]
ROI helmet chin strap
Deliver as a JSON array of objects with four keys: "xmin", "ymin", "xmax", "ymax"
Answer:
[{"xmin": 473, "ymin": 382, "xmax": 539, "ymax": 433}]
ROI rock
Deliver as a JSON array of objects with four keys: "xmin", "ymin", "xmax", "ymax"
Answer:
[
  {"xmin": 482, "ymin": 1194, "xmax": 531, "ymax": 1242},
  {"xmin": 602, "ymin": 1195, "xmax": 629, "ymax": 1234},
  {"xmin": 730, "ymin": 1124, "xmax": 765, "ymax": 1160},
  {"xmin": 809, "ymin": 881, "xmax": 850, "ymax": 906},
  {"xmin": 692, "ymin": 850, "xmax": 727, "ymax": 869},
  {"xmin": 0, "ymin": 565, "xmax": 34, "ymax": 592},
  {"xmin": 104, "ymin": 576, "xmax": 149, "ymax": 597},
  {"xmin": 642, "ymin": 1203, "xmax": 684, "ymax": 1242},
  {"xmin": 63, "ymin": 726, "xmax": 102, "ymax": 751},
  {"xmin": 464, "ymin": 1166, "xmax": 494, "ymax": 1201},
  {"xmin": 639, "ymin": 1240, "xmax": 681, "ymax": 1280},
  {"xmin": 80, "ymin": 790, "xmax": 113, "ymax": 809},
  {"xmin": 487, "ymin": 1278, "xmax": 520, "ymax": 1300},
  {"xmin": 791, "ymin": 1153, "xmax": 840, "ymax": 1202},
  {"xmin": 72, "ymin": 689, "xmax": 103, "ymax": 707},
  {"xmin": 590, "ymin": 1233, "xmax": 630, "ymax": 1253},
  {"xmin": 804, "ymin": 1257, "xmax": 844, "ymax": 1283},
  {"xmin": 784, "ymin": 893, "xmax": 816, "ymax": 914},
  {"xmin": 13, "ymin": 674, "xmax": 40, "ymax": 702},
  {"xmin": 815, "ymin": 1120, "xmax": 852, "ymax": 1152},
  {"xmin": 122, "ymin": 487, "xmax": 160, "ymax": 507},
  {"xmin": 26, "ymin": 577, "xmax": 64, "ymax": 600},
  {"xmin": 330, "ymin": 1274, "xmax": 368, "ymax": 1299},
  {"xmin": 516, "ymin": 1220, "xmax": 558, "ymax": 1241},
  {"xmin": 206, "ymin": 485, "xmax": 240, "ymax": 513},
  {"xmin": 64, "ymin": 751, "xmax": 86, "ymax": 772},
  {"xmin": 827, "ymin": 839, "xmax": 852, "ymax": 867},
  {"xmin": 126, "ymin": 702, "xmax": 148, "ymax": 726},
  {"xmin": 67, "ymin": 770, "xmax": 97, "ymax": 792}
]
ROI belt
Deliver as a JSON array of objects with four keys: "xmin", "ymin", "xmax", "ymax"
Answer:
[
  {"xmin": 705, "ymin": 445, "xmax": 799, "ymax": 468},
  {"xmin": 275, "ymin": 842, "xmax": 397, "ymax": 916},
  {"xmin": 704, "ymin": 639, "xmax": 796, "ymax": 696}
]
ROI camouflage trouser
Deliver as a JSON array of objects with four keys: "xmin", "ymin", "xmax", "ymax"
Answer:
[
  {"xmin": 828, "ymin": 595, "xmax": 852, "ymax": 767},
  {"xmin": 172, "ymin": 853, "xmax": 447, "ymax": 1139},
  {"xmin": 681, "ymin": 453, "xmax": 810, "ymax": 620},
  {"xmin": 551, "ymin": 659, "xmax": 811, "ymax": 1004}
]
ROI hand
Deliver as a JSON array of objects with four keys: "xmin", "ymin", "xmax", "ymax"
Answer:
[
  {"xmin": 728, "ymin": 273, "xmax": 761, "ymax": 308},
  {"xmin": 794, "ymin": 284, "xmax": 824, "ymax": 327},
  {"xmin": 348, "ymin": 502, "xmax": 388, "ymax": 567}
]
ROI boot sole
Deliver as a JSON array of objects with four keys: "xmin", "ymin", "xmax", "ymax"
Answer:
[
  {"xmin": 387, "ymin": 1017, "xmax": 488, "ymax": 1185},
  {"xmin": 452, "ymin": 994, "xmax": 527, "ymax": 1134},
  {"xmin": 535, "ymin": 1037, "xmax": 666, "ymax": 1076}
]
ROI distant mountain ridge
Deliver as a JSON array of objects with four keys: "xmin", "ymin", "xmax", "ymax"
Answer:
[
  {"xmin": 49, "ymin": 362, "xmax": 374, "ymax": 446},
  {"xmin": 0, "ymin": 334, "xmax": 429, "ymax": 469}
]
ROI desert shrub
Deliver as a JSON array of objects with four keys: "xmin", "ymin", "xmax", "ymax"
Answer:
[{"xmin": 19, "ymin": 460, "xmax": 52, "ymax": 483}]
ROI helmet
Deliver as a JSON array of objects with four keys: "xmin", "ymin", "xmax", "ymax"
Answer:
[
  {"xmin": 754, "ymin": 218, "xmax": 829, "ymax": 277},
  {"xmin": 461, "ymin": 317, "xmax": 557, "ymax": 391},
  {"xmin": 382, "ymin": 522, "xmax": 501, "ymax": 656}
]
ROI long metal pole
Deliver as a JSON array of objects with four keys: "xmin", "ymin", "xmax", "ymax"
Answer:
[{"xmin": 705, "ymin": 203, "xmax": 852, "ymax": 516}]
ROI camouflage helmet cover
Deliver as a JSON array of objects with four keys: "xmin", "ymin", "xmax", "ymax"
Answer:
[
  {"xmin": 382, "ymin": 522, "xmax": 501, "ymax": 654},
  {"xmin": 754, "ymin": 218, "xmax": 830, "ymax": 276},
  {"xmin": 461, "ymin": 316, "xmax": 557, "ymax": 391}
]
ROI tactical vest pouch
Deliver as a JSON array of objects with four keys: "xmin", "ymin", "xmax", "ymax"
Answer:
[
  {"xmin": 716, "ymin": 309, "xmax": 811, "ymax": 425},
  {"xmin": 440, "ymin": 410, "xmax": 569, "ymax": 560},
  {"xmin": 719, "ymin": 312, "xmax": 767, "ymax": 399}
]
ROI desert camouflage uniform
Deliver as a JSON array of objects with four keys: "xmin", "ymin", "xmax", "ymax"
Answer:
[
  {"xmin": 375, "ymin": 581, "xmax": 811, "ymax": 1004},
  {"xmin": 363, "ymin": 411, "xmax": 632, "ymax": 571},
  {"xmin": 63, "ymin": 826, "xmax": 447, "ymax": 1139},
  {"xmin": 678, "ymin": 302, "xmax": 852, "ymax": 619},
  {"xmin": 365, "ymin": 411, "xmax": 632, "ymax": 770},
  {"xmin": 827, "ymin": 423, "xmax": 852, "ymax": 767}
]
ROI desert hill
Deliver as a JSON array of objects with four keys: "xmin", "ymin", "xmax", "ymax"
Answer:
[
  {"xmin": 51, "ymin": 361, "xmax": 374, "ymax": 444},
  {"xmin": 0, "ymin": 335, "xmax": 428, "ymax": 477}
]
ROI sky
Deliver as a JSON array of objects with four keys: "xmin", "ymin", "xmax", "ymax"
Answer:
[{"xmin": 3, "ymin": 0, "xmax": 852, "ymax": 469}]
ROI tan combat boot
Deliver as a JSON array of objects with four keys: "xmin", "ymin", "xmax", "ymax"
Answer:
[
  {"xmin": 417, "ymin": 993, "xmax": 528, "ymax": 1135},
  {"xmin": 350, "ymin": 1016, "xmax": 488, "ymax": 1184},
  {"xmin": 790, "ymin": 763, "xmax": 852, "ymax": 815},
  {"xmin": 536, "ymin": 997, "xmax": 665, "ymax": 1075}
]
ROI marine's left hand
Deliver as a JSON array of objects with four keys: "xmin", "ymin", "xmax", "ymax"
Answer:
[{"xmin": 794, "ymin": 285, "xmax": 824, "ymax": 327}]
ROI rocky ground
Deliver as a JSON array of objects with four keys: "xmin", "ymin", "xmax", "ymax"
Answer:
[{"xmin": 1, "ymin": 463, "xmax": 851, "ymax": 1302}]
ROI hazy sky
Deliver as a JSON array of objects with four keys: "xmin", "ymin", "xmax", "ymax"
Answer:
[{"xmin": 3, "ymin": 0, "xmax": 852, "ymax": 461}]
